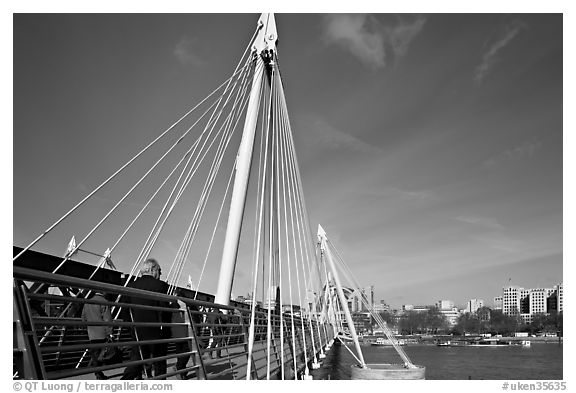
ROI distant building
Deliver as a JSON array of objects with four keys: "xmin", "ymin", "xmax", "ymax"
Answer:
[
  {"xmin": 502, "ymin": 286, "xmax": 522, "ymax": 315},
  {"xmin": 501, "ymin": 282, "xmax": 563, "ymax": 320},
  {"xmin": 372, "ymin": 300, "xmax": 390, "ymax": 312},
  {"xmin": 493, "ymin": 296, "xmax": 503, "ymax": 310},
  {"xmin": 520, "ymin": 289, "xmax": 530, "ymax": 313},
  {"xmin": 477, "ymin": 306, "xmax": 491, "ymax": 322},
  {"xmin": 351, "ymin": 312, "xmax": 372, "ymax": 334},
  {"xmin": 466, "ymin": 299, "xmax": 485, "ymax": 314},
  {"xmin": 557, "ymin": 283, "xmax": 563, "ymax": 312},
  {"xmin": 529, "ymin": 289, "xmax": 548, "ymax": 314},
  {"xmin": 521, "ymin": 313, "xmax": 532, "ymax": 324},
  {"xmin": 439, "ymin": 307, "xmax": 461, "ymax": 326},
  {"xmin": 342, "ymin": 287, "xmax": 370, "ymax": 312},
  {"xmin": 436, "ymin": 300, "xmax": 454, "ymax": 310}
]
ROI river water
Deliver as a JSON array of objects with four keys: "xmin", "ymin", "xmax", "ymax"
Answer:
[{"xmin": 310, "ymin": 342, "xmax": 563, "ymax": 380}]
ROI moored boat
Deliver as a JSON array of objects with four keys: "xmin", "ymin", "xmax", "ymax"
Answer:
[
  {"xmin": 371, "ymin": 337, "xmax": 406, "ymax": 346},
  {"xmin": 468, "ymin": 338, "xmax": 532, "ymax": 347}
]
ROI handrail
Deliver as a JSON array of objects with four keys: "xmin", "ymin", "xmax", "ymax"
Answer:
[{"xmin": 13, "ymin": 265, "xmax": 335, "ymax": 380}]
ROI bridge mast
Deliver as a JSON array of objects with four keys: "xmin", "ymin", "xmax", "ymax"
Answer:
[
  {"xmin": 318, "ymin": 225, "xmax": 367, "ymax": 368},
  {"xmin": 215, "ymin": 14, "xmax": 278, "ymax": 306}
]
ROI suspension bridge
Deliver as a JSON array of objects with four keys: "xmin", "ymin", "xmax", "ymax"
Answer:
[{"xmin": 13, "ymin": 14, "xmax": 424, "ymax": 380}]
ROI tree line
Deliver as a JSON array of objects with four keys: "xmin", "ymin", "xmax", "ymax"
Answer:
[{"xmin": 376, "ymin": 306, "xmax": 563, "ymax": 336}]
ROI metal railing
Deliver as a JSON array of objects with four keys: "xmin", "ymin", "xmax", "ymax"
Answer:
[{"xmin": 13, "ymin": 266, "xmax": 334, "ymax": 380}]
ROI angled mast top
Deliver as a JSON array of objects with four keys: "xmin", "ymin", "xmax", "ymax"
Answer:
[{"xmin": 253, "ymin": 13, "xmax": 278, "ymax": 54}]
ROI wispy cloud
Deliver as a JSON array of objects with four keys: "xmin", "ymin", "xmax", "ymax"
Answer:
[
  {"xmin": 174, "ymin": 36, "xmax": 205, "ymax": 66},
  {"xmin": 309, "ymin": 115, "xmax": 383, "ymax": 154},
  {"xmin": 453, "ymin": 215, "xmax": 504, "ymax": 229},
  {"xmin": 385, "ymin": 16, "xmax": 427, "ymax": 59},
  {"xmin": 482, "ymin": 138, "xmax": 542, "ymax": 168},
  {"xmin": 375, "ymin": 187, "xmax": 434, "ymax": 201},
  {"xmin": 471, "ymin": 234, "xmax": 522, "ymax": 253},
  {"xmin": 474, "ymin": 19, "xmax": 525, "ymax": 85},
  {"xmin": 322, "ymin": 14, "xmax": 426, "ymax": 69}
]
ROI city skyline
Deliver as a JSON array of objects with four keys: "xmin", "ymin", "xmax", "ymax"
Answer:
[
  {"xmin": 347, "ymin": 279, "xmax": 563, "ymax": 311},
  {"xmin": 13, "ymin": 13, "xmax": 562, "ymax": 309}
]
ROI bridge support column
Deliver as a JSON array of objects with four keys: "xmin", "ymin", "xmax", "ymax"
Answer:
[
  {"xmin": 318, "ymin": 225, "xmax": 366, "ymax": 368},
  {"xmin": 215, "ymin": 14, "xmax": 278, "ymax": 307}
]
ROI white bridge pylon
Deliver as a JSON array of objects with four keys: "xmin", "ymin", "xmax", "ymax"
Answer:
[{"xmin": 215, "ymin": 13, "xmax": 278, "ymax": 306}]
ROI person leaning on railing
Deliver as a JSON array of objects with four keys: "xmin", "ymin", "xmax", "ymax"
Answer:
[
  {"xmin": 120, "ymin": 258, "xmax": 171, "ymax": 380},
  {"xmin": 82, "ymin": 291, "xmax": 112, "ymax": 380}
]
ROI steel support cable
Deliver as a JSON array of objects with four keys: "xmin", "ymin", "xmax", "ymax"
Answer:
[
  {"xmin": 161, "ymin": 58, "xmax": 255, "ymax": 282},
  {"xmin": 166, "ymin": 62, "xmax": 255, "ymax": 291},
  {"xmin": 270, "ymin": 69, "xmax": 284, "ymax": 380},
  {"xmin": 179, "ymin": 73, "xmax": 255, "ymax": 296},
  {"xmin": 318, "ymin": 259, "xmax": 332, "ymax": 347},
  {"xmin": 312, "ymin": 241, "xmax": 327, "ymax": 349},
  {"xmin": 278, "ymin": 72, "xmax": 307, "ymax": 374},
  {"xmin": 193, "ymin": 158, "xmax": 236, "ymax": 300},
  {"xmin": 265, "ymin": 65, "xmax": 277, "ymax": 381},
  {"xmin": 168, "ymin": 80, "xmax": 254, "ymax": 295},
  {"xmin": 277, "ymin": 81, "xmax": 317, "ymax": 372},
  {"xmin": 82, "ymin": 150, "xmax": 192, "ymax": 317},
  {"xmin": 276, "ymin": 70, "xmax": 320, "ymax": 302},
  {"xmin": 49, "ymin": 97, "xmax": 231, "ymax": 278},
  {"xmin": 309, "ymin": 244, "xmax": 325, "ymax": 357},
  {"xmin": 130, "ymin": 59, "xmax": 256, "ymax": 282},
  {"xmin": 336, "ymin": 267, "xmax": 411, "ymax": 366},
  {"xmin": 285, "ymin": 141, "xmax": 313, "ymax": 377},
  {"xmin": 279, "ymin": 120, "xmax": 306, "ymax": 376},
  {"xmin": 278, "ymin": 95, "xmax": 308, "ymax": 378},
  {"xmin": 275, "ymin": 71, "xmax": 298, "ymax": 379},
  {"xmin": 320, "ymin": 250, "xmax": 332, "ymax": 327},
  {"xmin": 165, "ymin": 22, "xmax": 261, "ymax": 288},
  {"xmin": 56, "ymin": 68, "xmax": 244, "ymax": 281},
  {"xmin": 69, "ymin": 138, "xmax": 201, "ymax": 313},
  {"xmin": 62, "ymin": 66, "xmax": 243, "ymax": 282},
  {"xmin": 167, "ymin": 58, "xmax": 254, "ymax": 269},
  {"xmin": 281, "ymin": 105, "xmax": 319, "ymax": 307},
  {"xmin": 248, "ymin": 69, "xmax": 268, "ymax": 308},
  {"xmin": 14, "ymin": 64, "xmax": 252, "ymax": 264},
  {"xmin": 259, "ymin": 80, "xmax": 271, "ymax": 307},
  {"xmin": 327, "ymin": 241, "xmax": 413, "ymax": 367},
  {"xmin": 270, "ymin": 69, "xmax": 286, "ymax": 380},
  {"xmin": 123, "ymin": 54, "xmax": 254, "ymax": 280},
  {"xmin": 244, "ymin": 71, "xmax": 269, "ymax": 380},
  {"xmin": 111, "ymin": 67, "xmax": 254, "ymax": 320},
  {"xmin": 326, "ymin": 241, "xmax": 414, "ymax": 367},
  {"xmin": 332, "ymin": 287, "xmax": 361, "ymax": 369},
  {"xmin": 245, "ymin": 58, "xmax": 273, "ymax": 380}
]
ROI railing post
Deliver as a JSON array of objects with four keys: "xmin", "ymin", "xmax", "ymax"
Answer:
[
  {"xmin": 185, "ymin": 305, "xmax": 207, "ymax": 380},
  {"xmin": 13, "ymin": 281, "xmax": 46, "ymax": 379}
]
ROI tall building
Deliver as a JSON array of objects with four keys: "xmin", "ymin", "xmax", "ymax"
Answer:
[
  {"xmin": 520, "ymin": 289, "xmax": 530, "ymax": 313},
  {"xmin": 529, "ymin": 289, "xmax": 548, "ymax": 314},
  {"xmin": 466, "ymin": 298, "xmax": 485, "ymax": 314},
  {"xmin": 502, "ymin": 286, "xmax": 522, "ymax": 315},
  {"xmin": 501, "ymin": 282, "xmax": 563, "ymax": 319},
  {"xmin": 557, "ymin": 283, "xmax": 563, "ymax": 312}
]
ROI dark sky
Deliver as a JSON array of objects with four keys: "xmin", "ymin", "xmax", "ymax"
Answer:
[{"xmin": 13, "ymin": 13, "xmax": 563, "ymax": 308}]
